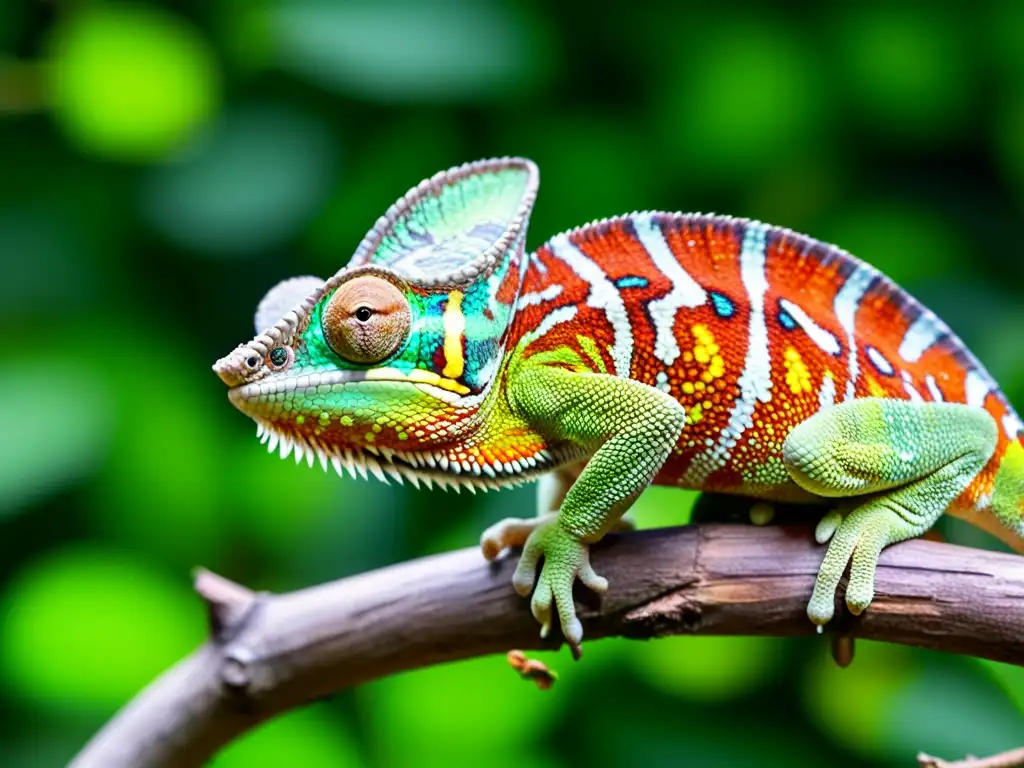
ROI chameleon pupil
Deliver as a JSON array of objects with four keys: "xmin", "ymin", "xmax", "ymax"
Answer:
[
  {"xmin": 270, "ymin": 347, "xmax": 288, "ymax": 367},
  {"xmin": 356, "ymin": 307, "xmax": 372, "ymax": 322}
]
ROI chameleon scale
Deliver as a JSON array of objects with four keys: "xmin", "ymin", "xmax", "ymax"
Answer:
[{"xmin": 214, "ymin": 157, "xmax": 1024, "ymax": 648}]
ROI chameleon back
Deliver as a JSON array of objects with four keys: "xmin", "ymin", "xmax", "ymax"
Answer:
[{"xmin": 509, "ymin": 212, "xmax": 1024, "ymax": 545}]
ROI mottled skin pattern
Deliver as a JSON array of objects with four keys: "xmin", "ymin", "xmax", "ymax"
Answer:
[{"xmin": 214, "ymin": 158, "xmax": 1024, "ymax": 653}]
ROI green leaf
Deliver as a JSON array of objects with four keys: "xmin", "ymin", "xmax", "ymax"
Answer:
[
  {"xmin": 49, "ymin": 5, "xmax": 220, "ymax": 161},
  {"xmin": 271, "ymin": 0, "xmax": 551, "ymax": 103},
  {"xmin": 0, "ymin": 364, "xmax": 113, "ymax": 517},
  {"xmin": 210, "ymin": 703, "xmax": 364, "ymax": 768},
  {"xmin": 0, "ymin": 544, "xmax": 203, "ymax": 714},
  {"xmin": 140, "ymin": 102, "xmax": 339, "ymax": 256}
]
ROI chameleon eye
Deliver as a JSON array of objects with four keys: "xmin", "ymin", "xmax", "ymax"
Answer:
[
  {"xmin": 322, "ymin": 276, "xmax": 411, "ymax": 364},
  {"xmin": 268, "ymin": 346, "xmax": 292, "ymax": 371}
]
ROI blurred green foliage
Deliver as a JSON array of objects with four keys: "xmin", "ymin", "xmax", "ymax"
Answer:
[{"xmin": 1, "ymin": 1, "xmax": 1023, "ymax": 765}]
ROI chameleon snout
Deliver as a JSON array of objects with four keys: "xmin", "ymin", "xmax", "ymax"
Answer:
[{"xmin": 213, "ymin": 347, "xmax": 264, "ymax": 388}]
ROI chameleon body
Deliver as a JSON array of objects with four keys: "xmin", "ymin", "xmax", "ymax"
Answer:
[{"xmin": 214, "ymin": 158, "xmax": 1024, "ymax": 651}]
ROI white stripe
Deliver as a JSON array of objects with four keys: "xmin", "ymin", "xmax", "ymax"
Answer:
[
  {"xmin": 925, "ymin": 375, "xmax": 944, "ymax": 402},
  {"xmin": 1003, "ymin": 412, "xmax": 1023, "ymax": 439},
  {"xmin": 901, "ymin": 370, "xmax": 924, "ymax": 402},
  {"xmin": 518, "ymin": 284, "xmax": 563, "ymax": 308},
  {"xmin": 898, "ymin": 312, "xmax": 942, "ymax": 362},
  {"xmin": 633, "ymin": 214, "xmax": 708, "ymax": 365},
  {"xmin": 833, "ymin": 267, "xmax": 875, "ymax": 401},
  {"xmin": 549, "ymin": 235, "xmax": 633, "ymax": 376},
  {"xmin": 965, "ymin": 370, "xmax": 991, "ymax": 408},
  {"xmin": 521, "ymin": 304, "xmax": 578, "ymax": 347},
  {"xmin": 778, "ymin": 299, "xmax": 841, "ymax": 356},
  {"xmin": 683, "ymin": 223, "xmax": 770, "ymax": 485},
  {"xmin": 865, "ymin": 346, "xmax": 894, "ymax": 376},
  {"xmin": 818, "ymin": 373, "xmax": 836, "ymax": 411}
]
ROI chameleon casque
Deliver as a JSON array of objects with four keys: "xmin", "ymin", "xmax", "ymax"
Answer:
[{"xmin": 214, "ymin": 157, "xmax": 1024, "ymax": 652}]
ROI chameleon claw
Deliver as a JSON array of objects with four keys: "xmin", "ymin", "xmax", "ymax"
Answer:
[
  {"xmin": 748, "ymin": 502, "xmax": 775, "ymax": 526},
  {"xmin": 815, "ymin": 510, "xmax": 844, "ymax": 544},
  {"xmin": 481, "ymin": 513, "xmax": 557, "ymax": 561}
]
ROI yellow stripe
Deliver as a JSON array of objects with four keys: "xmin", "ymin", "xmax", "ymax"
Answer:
[
  {"xmin": 442, "ymin": 290, "xmax": 466, "ymax": 380},
  {"xmin": 366, "ymin": 366, "xmax": 471, "ymax": 396}
]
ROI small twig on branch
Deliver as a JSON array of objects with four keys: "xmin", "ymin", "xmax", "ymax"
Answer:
[
  {"xmin": 69, "ymin": 524, "xmax": 1024, "ymax": 768},
  {"xmin": 918, "ymin": 746, "xmax": 1024, "ymax": 768}
]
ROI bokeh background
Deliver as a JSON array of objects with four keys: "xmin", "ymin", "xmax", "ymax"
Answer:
[{"xmin": 2, "ymin": 0, "xmax": 1024, "ymax": 765}]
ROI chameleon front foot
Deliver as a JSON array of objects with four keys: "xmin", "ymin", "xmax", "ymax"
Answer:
[
  {"xmin": 481, "ymin": 512, "xmax": 635, "ymax": 562},
  {"xmin": 480, "ymin": 512, "xmax": 557, "ymax": 561},
  {"xmin": 510, "ymin": 519, "xmax": 608, "ymax": 652}
]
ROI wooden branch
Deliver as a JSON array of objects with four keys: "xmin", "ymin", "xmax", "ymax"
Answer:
[{"xmin": 69, "ymin": 524, "xmax": 1024, "ymax": 768}]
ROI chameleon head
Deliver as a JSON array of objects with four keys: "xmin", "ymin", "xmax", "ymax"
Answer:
[
  {"xmin": 213, "ymin": 157, "xmax": 544, "ymax": 484},
  {"xmin": 214, "ymin": 265, "xmax": 482, "ymax": 455}
]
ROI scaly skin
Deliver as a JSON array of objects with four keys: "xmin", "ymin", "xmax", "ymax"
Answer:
[{"xmin": 214, "ymin": 158, "xmax": 1024, "ymax": 653}]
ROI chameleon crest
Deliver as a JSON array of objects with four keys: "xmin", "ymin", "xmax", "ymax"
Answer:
[{"xmin": 216, "ymin": 158, "xmax": 1024, "ymax": 653}]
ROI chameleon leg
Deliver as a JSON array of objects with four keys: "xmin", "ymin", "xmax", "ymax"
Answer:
[
  {"xmin": 480, "ymin": 467, "xmax": 636, "ymax": 560},
  {"xmin": 782, "ymin": 397, "xmax": 998, "ymax": 627},
  {"xmin": 503, "ymin": 365, "xmax": 687, "ymax": 649}
]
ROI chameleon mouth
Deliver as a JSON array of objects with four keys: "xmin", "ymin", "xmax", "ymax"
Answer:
[
  {"xmin": 229, "ymin": 367, "xmax": 472, "ymax": 407},
  {"xmin": 251, "ymin": 419, "xmax": 577, "ymax": 493}
]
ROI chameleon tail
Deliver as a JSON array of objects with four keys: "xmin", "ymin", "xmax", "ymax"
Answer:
[{"xmin": 991, "ymin": 439, "xmax": 1024, "ymax": 551}]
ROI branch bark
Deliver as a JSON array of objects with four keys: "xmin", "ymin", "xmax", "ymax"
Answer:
[{"xmin": 70, "ymin": 524, "xmax": 1024, "ymax": 768}]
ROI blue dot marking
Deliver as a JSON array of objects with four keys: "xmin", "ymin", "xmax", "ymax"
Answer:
[
  {"xmin": 616, "ymin": 275, "xmax": 648, "ymax": 289},
  {"xmin": 710, "ymin": 292, "xmax": 735, "ymax": 318},
  {"xmin": 778, "ymin": 308, "xmax": 796, "ymax": 330}
]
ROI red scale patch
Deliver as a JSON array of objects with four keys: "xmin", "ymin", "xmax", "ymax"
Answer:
[{"xmin": 657, "ymin": 219, "xmax": 749, "ymax": 479}]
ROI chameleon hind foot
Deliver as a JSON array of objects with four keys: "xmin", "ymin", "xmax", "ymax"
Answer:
[
  {"xmin": 805, "ymin": 501, "xmax": 932, "ymax": 626},
  {"xmin": 511, "ymin": 518, "xmax": 608, "ymax": 650},
  {"xmin": 783, "ymin": 397, "xmax": 997, "ymax": 627}
]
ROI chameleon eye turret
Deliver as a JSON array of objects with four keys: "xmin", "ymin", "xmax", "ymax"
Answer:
[
  {"xmin": 267, "ymin": 346, "xmax": 292, "ymax": 371},
  {"xmin": 321, "ymin": 275, "xmax": 411, "ymax": 364}
]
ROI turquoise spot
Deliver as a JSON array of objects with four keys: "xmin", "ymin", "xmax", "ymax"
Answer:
[
  {"xmin": 616, "ymin": 275, "xmax": 648, "ymax": 289},
  {"xmin": 778, "ymin": 308, "xmax": 796, "ymax": 330},
  {"xmin": 710, "ymin": 292, "xmax": 735, "ymax": 318}
]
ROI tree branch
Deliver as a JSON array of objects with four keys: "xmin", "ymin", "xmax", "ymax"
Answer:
[{"xmin": 70, "ymin": 524, "xmax": 1024, "ymax": 768}]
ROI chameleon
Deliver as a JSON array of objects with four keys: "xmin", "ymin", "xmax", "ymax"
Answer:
[{"xmin": 213, "ymin": 157, "xmax": 1024, "ymax": 653}]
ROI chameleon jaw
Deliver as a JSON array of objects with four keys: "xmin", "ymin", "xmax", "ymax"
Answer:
[{"xmin": 251, "ymin": 418, "xmax": 569, "ymax": 493}]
